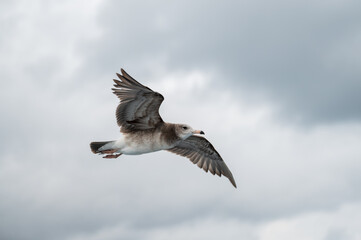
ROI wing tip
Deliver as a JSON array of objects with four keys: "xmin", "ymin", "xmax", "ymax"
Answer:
[
  {"xmin": 224, "ymin": 169, "xmax": 237, "ymax": 188},
  {"xmin": 229, "ymin": 177, "xmax": 237, "ymax": 188}
]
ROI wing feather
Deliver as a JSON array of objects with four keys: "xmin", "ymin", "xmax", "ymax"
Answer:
[
  {"xmin": 112, "ymin": 69, "xmax": 164, "ymax": 132},
  {"xmin": 167, "ymin": 135, "xmax": 237, "ymax": 188}
]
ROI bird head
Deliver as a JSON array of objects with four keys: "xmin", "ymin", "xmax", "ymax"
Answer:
[{"xmin": 175, "ymin": 124, "xmax": 205, "ymax": 140}]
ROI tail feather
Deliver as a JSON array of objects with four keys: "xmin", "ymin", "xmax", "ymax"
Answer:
[{"xmin": 90, "ymin": 141, "xmax": 114, "ymax": 154}]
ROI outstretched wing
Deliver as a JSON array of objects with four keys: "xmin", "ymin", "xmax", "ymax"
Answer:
[
  {"xmin": 167, "ymin": 135, "xmax": 237, "ymax": 188},
  {"xmin": 112, "ymin": 69, "xmax": 164, "ymax": 133}
]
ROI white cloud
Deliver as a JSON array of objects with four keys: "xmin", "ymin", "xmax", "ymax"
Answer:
[
  {"xmin": 258, "ymin": 202, "xmax": 361, "ymax": 240},
  {"xmin": 65, "ymin": 202, "xmax": 361, "ymax": 240},
  {"xmin": 3, "ymin": 66, "xmax": 361, "ymax": 239}
]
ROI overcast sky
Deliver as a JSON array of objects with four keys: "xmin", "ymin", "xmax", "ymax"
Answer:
[{"xmin": 1, "ymin": 0, "xmax": 361, "ymax": 239}]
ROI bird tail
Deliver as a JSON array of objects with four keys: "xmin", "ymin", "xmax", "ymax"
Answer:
[{"xmin": 90, "ymin": 141, "xmax": 115, "ymax": 154}]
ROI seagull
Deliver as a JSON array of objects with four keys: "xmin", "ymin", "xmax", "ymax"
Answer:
[{"xmin": 90, "ymin": 69, "xmax": 237, "ymax": 188}]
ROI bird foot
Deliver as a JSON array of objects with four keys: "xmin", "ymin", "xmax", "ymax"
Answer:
[{"xmin": 103, "ymin": 153, "xmax": 122, "ymax": 159}]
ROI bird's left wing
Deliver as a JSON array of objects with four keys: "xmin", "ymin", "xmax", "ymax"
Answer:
[
  {"xmin": 167, "ymin": 135, "xmax": 237, "ymax": 188},
  {"xmin": 112, "ymin": 69, "xmax": 164, "ymax": 133}
]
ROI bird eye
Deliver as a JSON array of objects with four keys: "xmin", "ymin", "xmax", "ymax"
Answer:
[{"xmin": 182, "ymin": 126, "xmax": 188, "ymax": 130}]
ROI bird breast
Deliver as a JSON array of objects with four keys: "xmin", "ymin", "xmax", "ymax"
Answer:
[{"xmin": 121, "ymin": 130, "xmax": 175, "ymax": 155}]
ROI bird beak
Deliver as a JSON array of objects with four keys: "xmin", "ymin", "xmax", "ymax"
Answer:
[{"xmin": 193, "ymin": 130, "xmax": 205, "ymax": 135}]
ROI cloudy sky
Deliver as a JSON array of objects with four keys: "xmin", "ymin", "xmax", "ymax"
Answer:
[{"xmin": 1, "ymin": 0, "xmax": 361, "ymax": 239}]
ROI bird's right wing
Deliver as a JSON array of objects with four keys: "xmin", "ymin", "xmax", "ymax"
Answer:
[
  {"xmin": 167, "ymin": 135, "xmax": 237, "ymax": 188},
  {"xmin": 112, "ymin": 69, "xmax": 164, "ymax": 133}
]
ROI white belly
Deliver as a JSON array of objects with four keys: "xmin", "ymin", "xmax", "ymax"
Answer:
[{"xmin": 112, "ymin": 132, "xmax": 171, "ymax": 155}]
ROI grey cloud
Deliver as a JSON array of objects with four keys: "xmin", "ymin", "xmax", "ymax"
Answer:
[
  {"xmin": 2, "ymin": 1, "xmax": 361, "ymax": 240},
  {"xmin": 2, "ymin": 72, "xmax": 361, "ymax": 240},
  {"xmin": 324, "ymin": 228, "xmax": 352, "ymax": 240},
  {"xmin": 83, "ymin": 0, "xmax": 361, "ymax": 124}
]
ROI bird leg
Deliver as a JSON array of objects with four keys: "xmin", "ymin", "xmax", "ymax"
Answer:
[
  {"xmin": 101, "ymin": 149, "xmax": 118, "ymax": 154},
  {"xmin": 103, "ymin": 153, "xmax": 122, "ymax": 159}
]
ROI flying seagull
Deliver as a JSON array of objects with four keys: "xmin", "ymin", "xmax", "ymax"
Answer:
[{"xmin": 90, "ymin": 69, "xmax": 237, "ymax": 188}]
